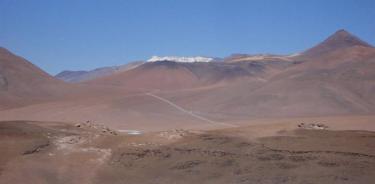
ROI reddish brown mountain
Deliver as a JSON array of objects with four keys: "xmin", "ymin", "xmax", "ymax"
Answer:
[
  {"xmin": 301, "ymin": 29, "xmax": 373, "ymax": 58},
  {"xmin": 0, "ymin": 47, "xmax": 68, "ymax": 109},
  {"xmin": 151, "ymin": 30, "xmax": 375, "ymax": 119},
  {"xmin": 89, "ymin": 59, "xmax": 294, "ymax": 91}
]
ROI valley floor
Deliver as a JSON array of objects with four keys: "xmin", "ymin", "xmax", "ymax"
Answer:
[{"xmin": 1, "ymin": 117, "xmax": 375, "ymax": 184}]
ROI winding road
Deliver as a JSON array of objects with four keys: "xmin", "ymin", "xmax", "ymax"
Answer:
[{"xmin": 146, "ymin": 93, "xmax": 238, "ymax": 128}]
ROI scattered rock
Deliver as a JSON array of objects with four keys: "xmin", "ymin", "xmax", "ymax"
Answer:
[
  {"xmin": 171, "ymin": 160, "xmax": 204, "ymax": 170},
  {"xmin": 74, "ymin": 121, "xmax": 117, "ymax": 135},
  {"xmin": 158, "ymin": 129, "xmax": 189, "ymax": 140},
  {"xmin": 23, "ymin": 142, "xmax": 50, "ymax": 155},
  {"xmin": 298, "ymin": 122, "xmax": 328, "ymax": 130}
]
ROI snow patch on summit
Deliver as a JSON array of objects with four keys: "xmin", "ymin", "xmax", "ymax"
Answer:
[{"xmin": 147, "ymin": 56, "xmax": 213, "ymax": 63}]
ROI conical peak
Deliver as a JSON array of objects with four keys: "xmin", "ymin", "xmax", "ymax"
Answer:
[
  {"xmin": 333, "ymin": 29, "xmax": 351, "ymax": 36},
  {"xmin": 302, "ymin": 29, "xmax": 373, "ymax": 57},
  {"xmin": 323, "ymin": 29, "xmax": 372, "ymax": 48}
]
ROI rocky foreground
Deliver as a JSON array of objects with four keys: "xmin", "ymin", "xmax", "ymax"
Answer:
[{"xmin": 1, "ymin": 121, "xmax": 375, "ymax": 184}]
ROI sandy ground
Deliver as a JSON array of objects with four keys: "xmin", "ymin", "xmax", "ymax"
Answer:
[{"xmin": 0, "ymin": 118, "xmax": 375, "ymax": 184}]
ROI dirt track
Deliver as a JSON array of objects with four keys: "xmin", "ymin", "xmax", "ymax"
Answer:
[{"xmin": 146, "ymin": 92, "xmax": 238, "ymax": 128}]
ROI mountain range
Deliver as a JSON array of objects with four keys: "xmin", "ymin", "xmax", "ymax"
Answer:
[
  {"xmin": 55, "ymin": 61, "xmax": 144, "ymax": 83},
  {"xmin": 1, "ymin": 29, "xmax": 374, "ymax": 131}
]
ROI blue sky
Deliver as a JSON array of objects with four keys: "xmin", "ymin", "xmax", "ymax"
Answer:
[{"xmin": 1, "ymin": 0, "xmax": 374, "ymax": 74}]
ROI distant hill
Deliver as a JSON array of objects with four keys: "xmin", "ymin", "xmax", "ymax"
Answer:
[
  {"xmin": 88, "ymin": 59, "xmax": 292, "ymax": 91},
  {"xmin": 224, "ymin": 53, "xmax": 297, "ymax": 63},
  {"xmin": 55, "ymin": 61, "xmax": 144, "ymax": 82}
]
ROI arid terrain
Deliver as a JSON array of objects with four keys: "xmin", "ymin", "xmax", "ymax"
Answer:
[
  {"xmin": 1, "ymin": 120, "xmax": 375, "ymax": 184},
  {"xmin": 1, "ymin": 29, "xmax": 375, "ymax": 183}
]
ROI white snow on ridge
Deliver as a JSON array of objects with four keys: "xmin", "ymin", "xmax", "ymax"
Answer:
[
  {"xmin": 287, "ymin": 52, "xmax": 301, "ymax": 57},
  {"xmin": 147, "ymin": 56, "xmax": 213, "ymax": 63}
]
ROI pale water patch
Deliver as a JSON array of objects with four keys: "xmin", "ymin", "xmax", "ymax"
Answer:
[{"xmin": 117, "ymin": 130, "xmax": 142, "ymax": 135}]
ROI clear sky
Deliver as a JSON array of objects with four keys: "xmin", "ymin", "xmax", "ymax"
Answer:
[{"xmin": 1, "ymin": 0, "xmax": 374, "ymax": 74}]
